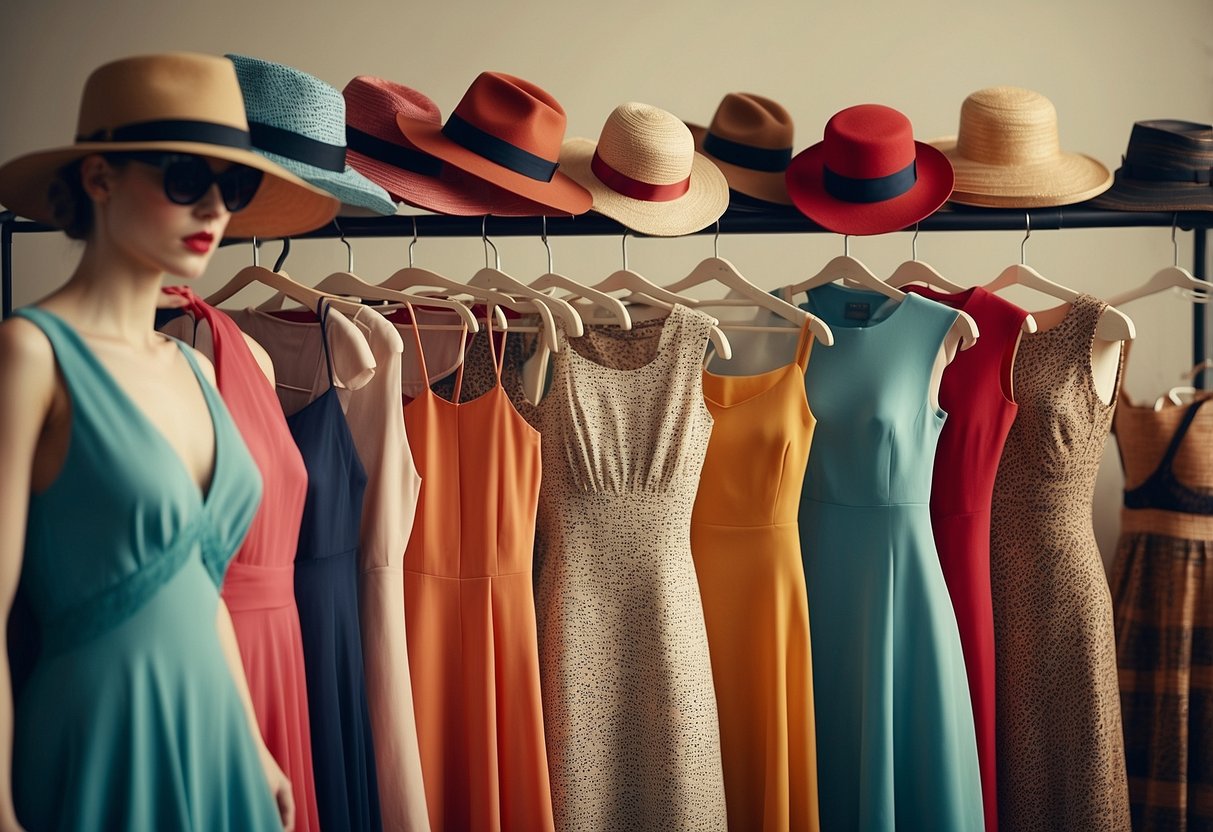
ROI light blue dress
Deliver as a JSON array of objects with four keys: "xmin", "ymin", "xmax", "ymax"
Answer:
[
  {"xmin": 793, "ymin": 285, "xmax": 985, "ymax": 831},
  {"xmin": 11, "ymin": 307, "xmax": 282, "ymax": 831}
]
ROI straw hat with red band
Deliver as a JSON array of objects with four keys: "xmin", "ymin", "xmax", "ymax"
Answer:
[
  {"xmin": 686, "ymin": 92, "xmax": 795, "ymax": 205},
  {"xmin": 559, "ymin": 102, "xmax": 729, "ymax": 237},
  {"xmin": 786, "ymin": 104, "xmax": 954, "ymax": 236},
  {"xmin": 342, "ymin": 76, "xmax": 549, "ymax": 217},
  {"xmin": 0, "ymin": 52, "xmax": 340, "ymax": 238},
  {"xmin": 394, "ymin": 71, "xmax": 591, "ymax": 216}
]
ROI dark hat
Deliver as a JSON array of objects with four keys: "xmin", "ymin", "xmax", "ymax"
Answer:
[{"xmin": 1091, "ymin": 120, "xmax": 1213, "ymax": 212}]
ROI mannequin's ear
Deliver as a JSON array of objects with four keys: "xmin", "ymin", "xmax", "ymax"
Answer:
[{"xmin": 79, "ymin": 154, "xmax": 114, "ymax": 202}]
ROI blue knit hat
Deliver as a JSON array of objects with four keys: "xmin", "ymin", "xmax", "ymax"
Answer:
[{"xmin": 227, "ymin": 54, "xmax": 396, "ymax": 216}]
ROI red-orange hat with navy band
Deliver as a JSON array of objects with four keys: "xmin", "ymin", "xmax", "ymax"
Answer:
[{"xmin": 786, "ymin": 104, "xmax": 954, "ymax": 236}]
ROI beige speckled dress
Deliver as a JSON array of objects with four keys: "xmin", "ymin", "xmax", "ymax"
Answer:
[
  {"xmin": 989, "ymin": 293, "xmax": 1131, "ymax": 832},
  {"xmin": 533, "ymin": 304, "xmax": 728, "ymax": 832}
]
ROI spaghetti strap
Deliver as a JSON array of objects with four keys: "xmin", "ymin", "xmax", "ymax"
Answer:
[
  {"xmin": 317, "ymin": 299, "xmax": 336, "ymax": 391},
  {"xmin": 486, "ymin": 305, "xmax": 506, "ymax": 383},
  {"xmin": 793, "ymin": 317, "xmax": 814, "ymax": 370},
  {"xmin": 404, "ymin": 301, "xmax": 431, "ymax": 387},
  {"xmin": 1157, "ymin": 396, "xmax": 1211, "ymax": 471}
]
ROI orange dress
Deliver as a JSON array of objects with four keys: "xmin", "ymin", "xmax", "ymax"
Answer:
[
  {"xmin": 400, "ymin": 309, "xmax": 554, "ymax": 832},
  {"xmin": 692, "ymin": 320, "xmax": 820, "ymax": 832}
]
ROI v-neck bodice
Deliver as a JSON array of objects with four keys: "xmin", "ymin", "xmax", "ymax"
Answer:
[{"xmin": 14, "ymin": 306, "xmax": 262, "ymax": 656}]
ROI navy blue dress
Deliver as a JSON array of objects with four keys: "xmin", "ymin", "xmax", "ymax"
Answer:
[{"xmin": 287, "ymin": 304, "xmax": 382, "ymax": 832}]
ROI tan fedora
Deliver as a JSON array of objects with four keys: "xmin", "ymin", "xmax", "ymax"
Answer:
[
  {"xmin": 929, "ymin": 86, "xmax": 1112, "ymax": 208},
  {"xmin": 686, "ymin": 92, "xmax": 795, "ymax": 205},
  {"xmin": 0, "ymin": 52, "xmax": 340, "ymax": 237},
  {"xmin": 560, "ymin": 102, "xmax": 729, "ymax": 236}
]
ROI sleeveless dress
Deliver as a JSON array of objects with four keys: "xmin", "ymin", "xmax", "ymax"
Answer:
[
  {"xmin": 162, "ymin": 288, "xmax": 322, "ymax": 832},
  {"xmin": 401, "ymin": 308, "xmax": 555, "ymax": 832},
  {"xmin": 989, "ymin": 293, "xmax": 1131, "ymax": 832},
  {"xmin": 11, "ymin": 306, "xmax": 282, "ymax": 831},
  {"xmin": 1110, "ymin": 382, "xmax": 1213, "ymax": 832},
  {"xmin": 224, "ymin": 302, "xmax": 383, "ymax": 831},
  {"xmin": 284, "ymin": 305, "xmax": 382, "ymax": 832},
  {"xmin": 533, "ymin": 304, "xmax": 729, "ymax": 832},
  {"xmin": 693, "ymin": 319, "xmax": 820, "ymax": 832},
  {"xmin": 792, "ymin": 284, "xmax": 984, "ymax": 831},
  {"xmin": 903, "ymin": 285, "xmax": 1029, "ymax": 832}
]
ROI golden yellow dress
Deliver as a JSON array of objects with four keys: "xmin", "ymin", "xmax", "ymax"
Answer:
[{"xmin": 691, "ymin": 319, "xmax": 820, "ymax": 831}]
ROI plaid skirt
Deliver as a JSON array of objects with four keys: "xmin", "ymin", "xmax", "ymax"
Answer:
[{"xmin": 1111, "ymin": 508, "xmax": 1213, "ymax": 832}]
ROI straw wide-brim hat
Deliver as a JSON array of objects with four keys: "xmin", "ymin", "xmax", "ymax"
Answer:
[
  {"xmin": 227, "ymin": 54, "xmax": 396, "ymax": 217},
  {"xmin": 686, "ymin": 92, "xmax": 795, "ymax": 205},
  {"xmin": 0, "ymin": 53, "xmax": 339, "ymax": 238},
  {"xmin": 560, "ymin": 102, "xmax": 729, "ymax": 236},
  {"xmin": 342, "ymin": 76, "xmax": 549, "ymax": 217},
  {"xmin": 1091, "ymin": 119, "xmax": 1213, "ymax": 212},
  {"xmin": 930, "ymin": 86, "xmax": 1112, "ymax": 208},
  {"xmin": 396, "ymin": 71, "xmax": 591, "ymax": 216},
  {"xmin": 786, "ymin": 103, "xmax": 954, "ymax": 236}
]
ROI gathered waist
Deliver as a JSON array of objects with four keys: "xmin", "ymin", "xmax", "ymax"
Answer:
[
  {"xmin": 222, "ymin": 560, "xmax": 296, "ymax": 612},
  {"xmin": 1120, "ymin": 507, "xmax": 1213, "ymax": 540}
]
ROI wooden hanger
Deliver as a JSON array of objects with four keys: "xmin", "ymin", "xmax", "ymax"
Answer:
[
  {"xmin": 256, "ymin": 227, "xmax": 481, "ymax": 333},
  {"xmin": 787, "ymin": 235, "xmax": 979, "ymax": 350},
  {"xmin": 206, "ymin": 238, "xmax": 335, "ymax": 311},
  {"xmin": 469, "ymin": 216, "xmax": 585, "ymax": 336},
  {"xmin": 1107, "ymin": 217, "xmax": 1213, "ymax": 307},
  {"xmin": 661, "ymin": 223, "xmax": 834, "ymax": 346},
  {"xmin": 887, "ymin": 224, "xmax": 1037, "ymax": 333},
  {"xmin": 530, "ymin": 217, "xmax": 632, "ymax": 330},
  {"xmin": 378, "ymin": 217, "xmax": 510, "ymax": 331},
  {"xmin": 984, "ymin": 215, "xmax": 1135, "ymax": 341},
  {"xmin": 579, "ymin": 232, "xmax": 732, "ymax": 359}
]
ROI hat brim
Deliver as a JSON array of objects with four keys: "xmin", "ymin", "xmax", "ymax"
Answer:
[
  {"xmin": 346, "ymin": 146, "xmax": 553, "ymax": 216},
  {"xmin": 1088, "ymin": 167, "xmax": 1213, "ymax": 212},
  {"xmin": 686, "ymin": 122, "xmax": 793, "ymax": 206},
  {"xmin": 930, "ymin": 137, "xmax": 1112, "ymax": 208},
  {"xmin": 558, "ymin": 138, "xmax": 730, "ymax": 237},
  {"xmin": 395, "ymin": 114, "xmax": 592, "ymax": 215},
  {"xmin": 0, "ymin": 140, "xmax": 339, "ymax": 238},
  {"xmin": 785, "ymin": 140, "xmax": 954, "ymax": 235},
  {"xmin": 254, "ymin": 147, "xmax": 397, "ymax": 216}
]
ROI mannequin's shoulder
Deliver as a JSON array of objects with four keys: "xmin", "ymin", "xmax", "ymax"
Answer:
[
  {"xmin": 176, "ymin": 339, "xmax": 218, "ymax": 387},
  {"xmin": 0, "ymin": 314, "xmax": 58, "ymax": 404}
]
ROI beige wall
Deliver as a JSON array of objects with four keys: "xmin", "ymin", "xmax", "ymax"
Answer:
[{"xmin": 3, "ymin": 0, "xmax": 1212, "ymax": 564}]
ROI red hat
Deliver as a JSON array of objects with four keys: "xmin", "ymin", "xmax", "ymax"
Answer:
[
  {"xmin": 785, "ymin": 104, "xmax": 953, "ymax": 235},
  {"xmin": 342, "ymin": 76, "xmax": 549, "ymax": 216},
  {"xmin": 395, "ymin": 72, "xmax": 592, "ymax": 216}
]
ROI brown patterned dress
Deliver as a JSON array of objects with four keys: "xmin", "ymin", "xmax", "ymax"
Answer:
[{"xmin": 990, "ymin": 293, "xmax": 1131, "ymax": 831}]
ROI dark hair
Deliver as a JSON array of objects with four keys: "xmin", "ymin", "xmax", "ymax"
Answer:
[{"xmin": 47, "ymin": 154, "xmax": 130, "ymax": 240}]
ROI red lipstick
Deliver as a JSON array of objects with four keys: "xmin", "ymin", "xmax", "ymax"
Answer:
[{"xmin": 183, "ymin": 231, "xmax": 214, "ymax": 254}]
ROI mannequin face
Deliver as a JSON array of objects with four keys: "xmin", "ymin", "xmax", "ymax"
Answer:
[{"xmin": 82, "ymin": 153, "xmax": 232, "ymax": 281}]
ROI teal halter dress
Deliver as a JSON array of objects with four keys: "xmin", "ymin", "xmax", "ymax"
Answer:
[
  {"xmin": 11, "ymin": 307, "xmax": 282, "ymax": 831},
  {"xmin": 793, "ymin": 285, "xmax": 985, "ymax": 831}
]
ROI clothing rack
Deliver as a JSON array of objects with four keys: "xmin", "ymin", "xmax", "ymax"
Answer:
[{"xmin": 4, "ymin": 206, "xmax": 1210, "ymax": 379}]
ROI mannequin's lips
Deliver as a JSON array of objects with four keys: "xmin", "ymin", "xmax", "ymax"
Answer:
[{"xmin": 183, "ymin": 232, "xmax": 214, "ymax": 254}]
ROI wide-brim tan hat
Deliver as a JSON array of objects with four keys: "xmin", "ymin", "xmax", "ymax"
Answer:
[
  {"xmin": 0, "ymin": 52, "xmax": 340, "ymax": 238},
  {"xmin": 560, "ymin": 102, "xmax": 729, "ymax": 237},
  {"xmin": 929, "ymin": 86, "xmax": 1111, "ymax": 208},
  {"xmin": 685, "ymin": 92, "xmax": 795, "ymax": 205}
]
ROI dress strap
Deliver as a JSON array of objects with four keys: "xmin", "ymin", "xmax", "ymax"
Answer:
[
  {"xmin": 316, "ymin": 298, "xmax": 336, "ymax": 391},
  {"xmin": 793, "ymin": 315, "xmax": 814, "ymax": 370},
  {"xmin": 403, "ymin": 301, "xmax": 431, "ymax": 388},
  {"xmin": 487, "ymin": 303, "xmax": 506, "ymax": 384}
]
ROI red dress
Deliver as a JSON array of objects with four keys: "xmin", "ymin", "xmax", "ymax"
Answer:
[
  {"xmin": 904, "ymin": 285, "xmax": 1028, "ymax": 832},
  {"xmin": 161, "ymin": 287, "xmax": 321, "ymax": 832}
]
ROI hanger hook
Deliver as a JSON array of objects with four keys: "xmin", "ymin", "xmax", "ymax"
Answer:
[
  {"xmin": 273, "ymin": 237, "xmax": 291, "ymax": 273},
  {"xmin": 1020, "ymin": 212, "xmax": 1032, "ymax": 266},
  {"xmin": 541, "ymin": 215, "xmax": 553, "ymax": 274},
  {"xmin": 622, "ymin": 230, "xmax": 630, "ymax": 271},
  {"xmin": 333, "ymin": 218, "xmax": 353, "ymax": 272},
  {"xmin": 714, "ymin": 219, "xmax": 721, "ymax": 259},
  {"xmin": 844, "ymin": 234, "xmax": 850, "ymax": 258},
  {"xmin": 911, "ymin": 222, "xmax": 921, "ymax": 261},
  {"xmin": 481, "ymin": 214, "xmax": 500, "ymax": 270},
  {"xmin": 251, "ymin": 236, "xmax": 260, "ymax": 268},
  {"xmin": 1172, "ymin": 212, "xmax": 1180, "ymax": 268},
  {"xmin": 409, "ymin": 216, "xmax": 419, "ymax": 268}
]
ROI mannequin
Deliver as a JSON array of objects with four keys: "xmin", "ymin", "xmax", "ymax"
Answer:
[{"xmin": 0, "ymin": 52, "xmax": 339, "ymax": 832}]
